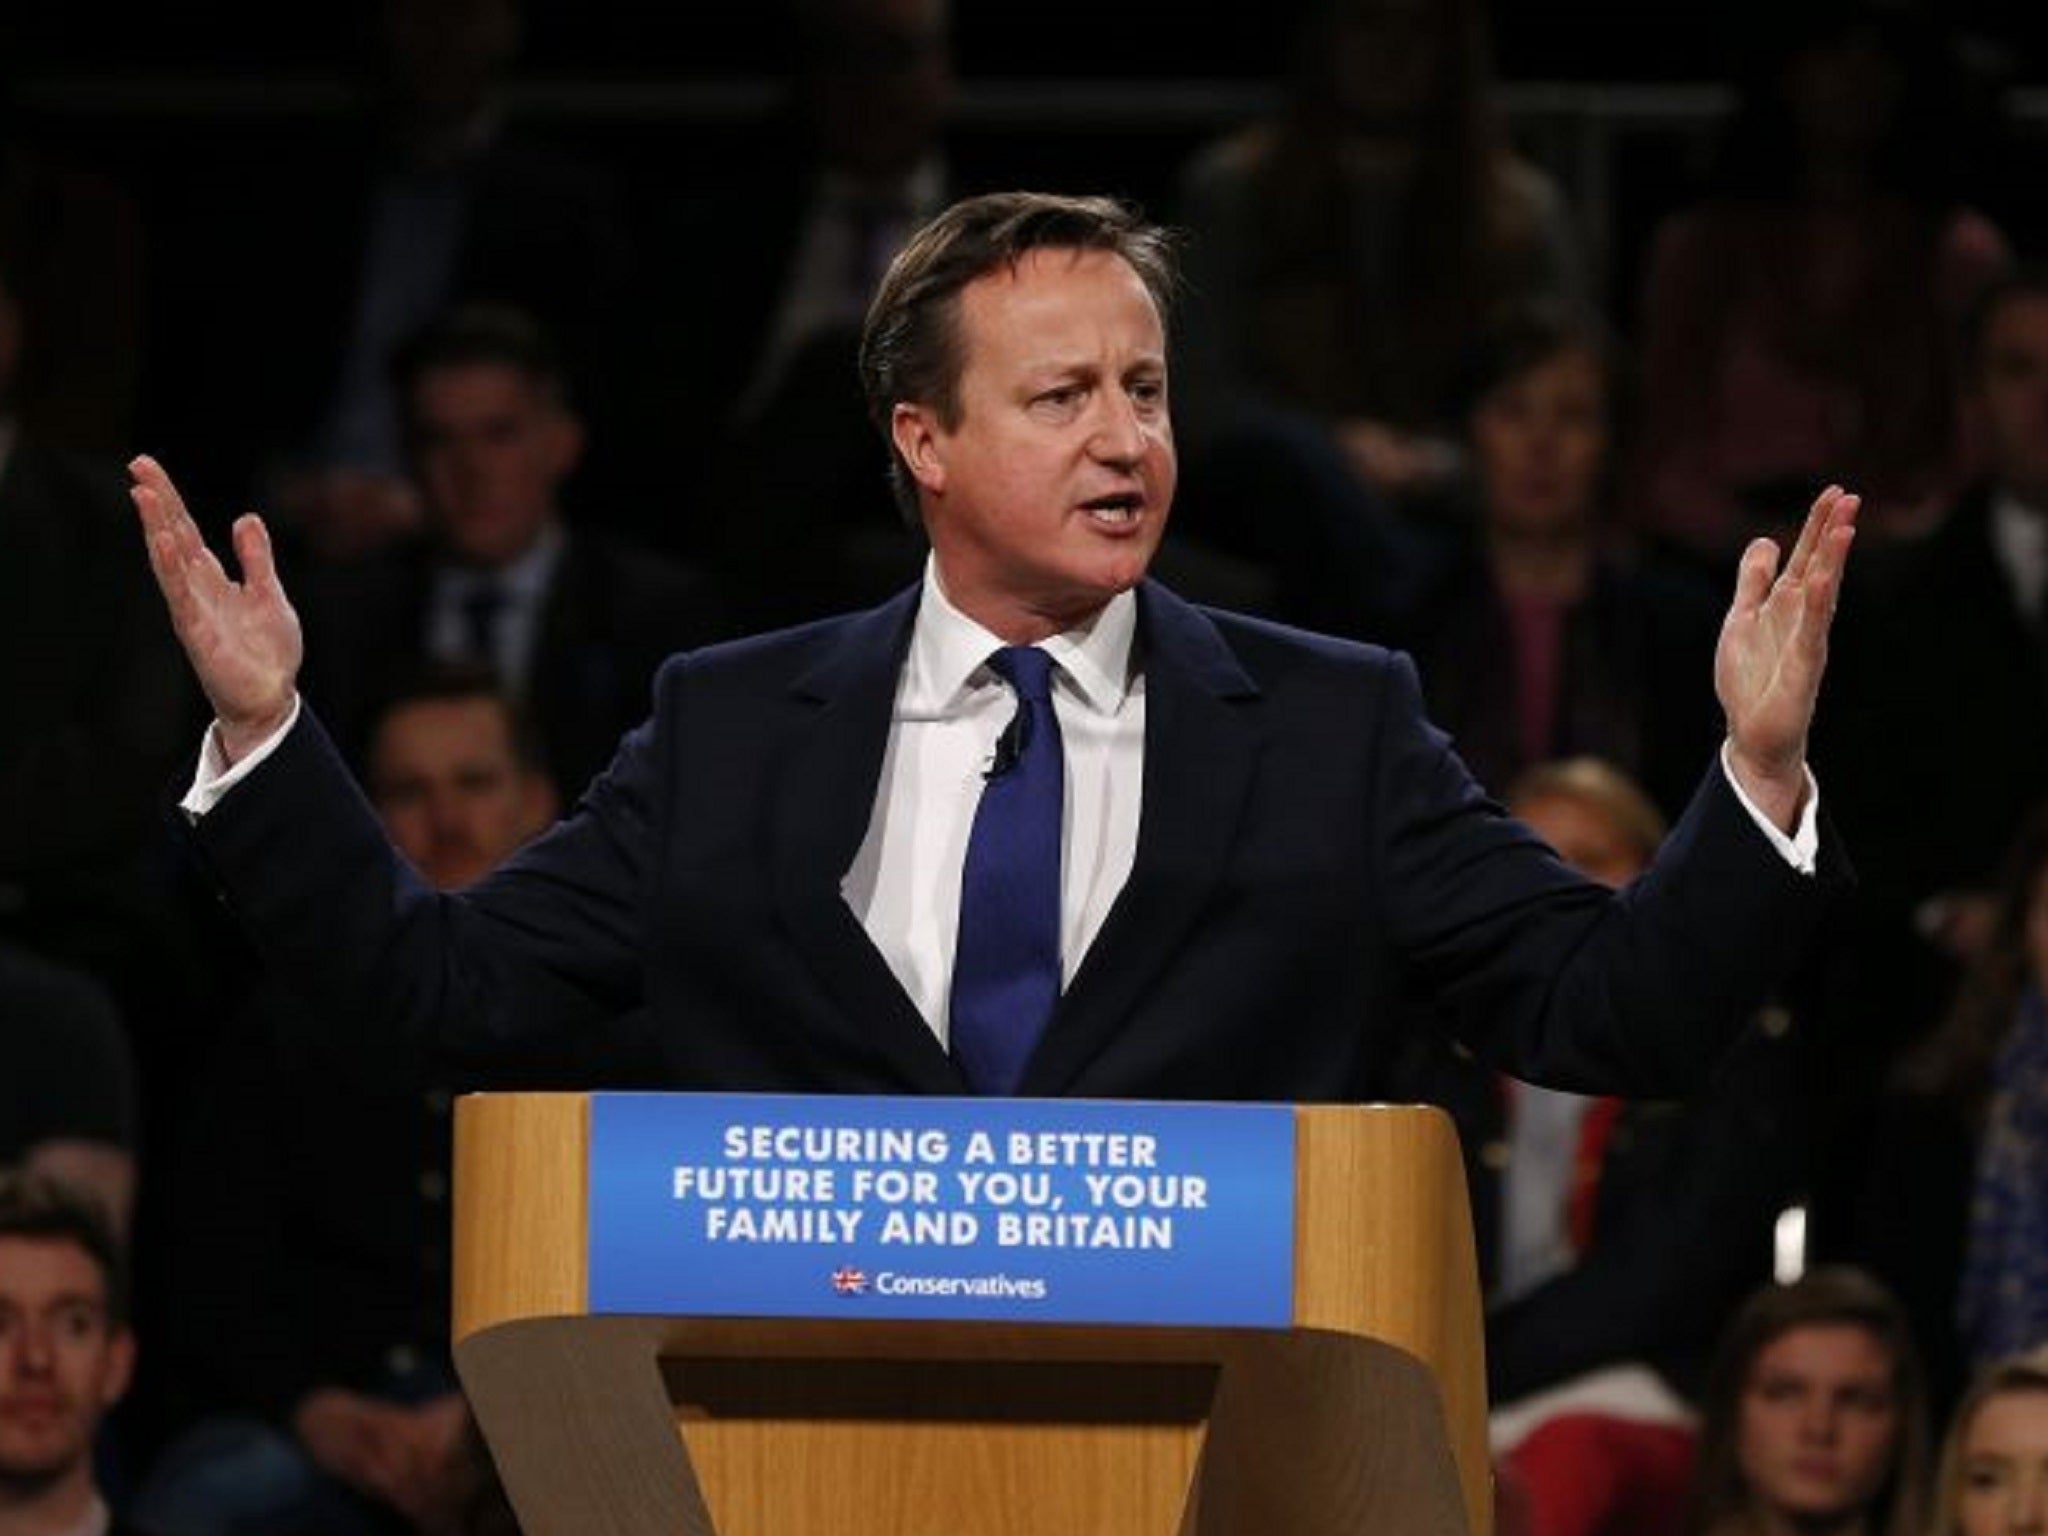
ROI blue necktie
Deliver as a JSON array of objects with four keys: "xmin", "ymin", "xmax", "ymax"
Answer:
[{"xmin": 951, "ymin": 646, "xmax": 1064, "ymax": 1095}]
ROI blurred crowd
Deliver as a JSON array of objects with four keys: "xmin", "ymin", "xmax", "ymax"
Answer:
[{"xmin": 5, "ymin": 0, "xmax": 2048, "ymax": 1532}]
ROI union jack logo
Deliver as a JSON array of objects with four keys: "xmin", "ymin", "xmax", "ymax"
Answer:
[{"xmin": 830, "ymin": 1266, "xmax": 870, "ymax": 1295}]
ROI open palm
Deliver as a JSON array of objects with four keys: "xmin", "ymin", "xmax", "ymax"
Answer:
[
  {"xmin": 131, "ymin": 455, "xmax": 303, "ymax": 760},
  {"xmin": 1715, "ymin": 484, "xmax": 1859, "ymax": 825}
]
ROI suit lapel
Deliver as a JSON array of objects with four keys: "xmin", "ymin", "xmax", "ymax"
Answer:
[
  {"xmin": 1020, "ymin": 583, "xmax": 1262, "ymax": 1096},
  {"xmin": 770, "ymin": 589, "xmax": 966, "ymax": 1092}
]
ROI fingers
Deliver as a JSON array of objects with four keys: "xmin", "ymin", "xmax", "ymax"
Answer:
[
  {"xmin": 231, "ymin": 511, "xmax": 286, "ymax": 602},
  {"xmin": 131, "ymin": 459, "xmax": 234, "ymax": 639},
  {"xmin": 1780, "ymin": 485, "xmax": 1836, "ymax": 580},
  {"xmin": 1731, "ymin": 535, "xmax": 1782, "ymax": 621},
  {"xmin": 128, "ymin": 453, "xmax": 185, "ymax": 522},
  {"xmin": 1784, "ymin": 485, "xmax": 1859, "ymax": 583}
]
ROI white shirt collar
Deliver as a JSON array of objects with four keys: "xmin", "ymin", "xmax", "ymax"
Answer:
[
  {"xmin": 439, "ymin": 520, "xmax": 565, "ymax": 604},
  {"xmin": 904, "ymin": 556, "xmax": 1138, "ymax": 716},
  {"xmin": 1991, "ymin": 489, "xmax": 2048, "ymax": 621}
]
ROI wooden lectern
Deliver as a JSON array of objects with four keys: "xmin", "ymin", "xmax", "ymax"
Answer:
[{"xmin": 453, "ymin": 1095, "xmax": 1490, "ymax": 1536}]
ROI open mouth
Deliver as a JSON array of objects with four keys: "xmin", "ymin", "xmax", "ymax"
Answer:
[{"xmin": 1080, "ymin": 492, "xmax": 1144, "ymax": 526}]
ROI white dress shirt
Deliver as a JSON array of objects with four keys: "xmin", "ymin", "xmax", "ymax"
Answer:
[
  {"xmin": 841, "ymin": 561, "xmax": 1145, "ymax": 1044},
  {"xmin": 1992, "ymin": 489, "xmax": 2048, "ymax": 623},
  {"xmin": 424, "ymin": 522, "xmax": 564, "ymax": 694}
]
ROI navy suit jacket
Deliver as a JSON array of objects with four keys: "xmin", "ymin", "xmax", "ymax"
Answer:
[{"xmin": 191, "ymin": 581, "xmax": 1846, "ymax": 1102}]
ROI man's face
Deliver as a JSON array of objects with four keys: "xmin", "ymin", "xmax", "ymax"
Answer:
[
  {"xmin": 369, "ymin": 696, "xmax": 555, "ymax": 891},
  {"xmin": 408, "ymin": 361, "xmax": 583, "ymax": 570},
  {"xmin": 1736, "ymin": 1323, "xmax": 1900, "ymax": 1527},
  {"xmin": 894, "ymin": 246, "xmax": 1175, "ymax": 641},
  {"xmin": 0, "ymin": 1237, "xmax": 132, "ymax": 1492},
  {"xmin": 1974, "ymin": 293, "xmax": 2048, "ymax": 508}
]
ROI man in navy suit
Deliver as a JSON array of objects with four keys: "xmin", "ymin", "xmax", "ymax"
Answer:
[{"xmin": 131, "ymin": 192, "xmax": 1858, "ymax": 1105}]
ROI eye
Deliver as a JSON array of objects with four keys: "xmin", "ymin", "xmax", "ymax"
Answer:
[{"xmin": 58, "ymin": 1306, "xmax": 97, "ymax": 1340}]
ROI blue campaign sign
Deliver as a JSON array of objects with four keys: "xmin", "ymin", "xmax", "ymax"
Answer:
[{"xmin": 588, "ymin": 1095, "xmax": 1296, "ymax": 1326}]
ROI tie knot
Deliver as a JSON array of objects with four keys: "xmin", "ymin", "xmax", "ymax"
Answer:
[{"xmin": 989, "ymin": 646, "xmax": 1054, "ymax": 704}]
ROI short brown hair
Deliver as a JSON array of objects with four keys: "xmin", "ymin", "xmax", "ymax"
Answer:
[
  {"xmin": 392, "ymin": 302, "xmax": 572, "ymax": 419},
  {"xmin": 368, "ymin": 660, "xmax": 549, "ymax": 779},
  {"xmin": 0, "ymin": 1170, "xmax": 129, "ymax": 1325},
  {"xmin": 857, "ymin": 191, "xmax": 1179, "ymax": 520}
]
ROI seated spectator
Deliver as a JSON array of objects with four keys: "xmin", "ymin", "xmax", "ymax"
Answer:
[
  {"xmin": 133, "ymin": 670, "xmax": 583, "ymax": 1536},
  {"xmin": 1927, "ymin": 1348, "xmax": 2048, "ymax": 1536},
  {"xmin": 1399, "ymin": 758, "xmax": 1801, "ymax": 1536},
  {"xmin": 1174, "ymin": 0, "xmax": 1586, "ymax": 513},
  {"xmin": 297, "ymin": 303, "xmax": 725, "ymax": 800},
  {"xmin": 1685, "ymin": 1268, "xmax": 1928, "ymax": 1536},
  {"xmin": 0, "ymin": 1170, "xmax": 141, "ymax": 1536},
  {"xmin": 686, "ymin": 0, "xmax": 958, "ymax": 629},
  {"xmin": 1858, "ymin": 803, "xmax": 2048, "ymax": 1415},
  {"xmin": 0, "ymin": 242, "xmax": 196, "ymax": 972},
  {"xmin": 1636, "ymin": 3, "xmax": 2008, "ymax": 560},
  {"xmin": 1809, "ymin": 269, "xmax": 2048, "ymax": 1316},
  {"xmin": 0, "ymin": 92, "xmax": 146, "ymax": 458},
  {"xmin": 143, "ymin": 0, "xmax": 636, "ymax": 560},
  {"xmin": 1395, "ymin": 307, "xmax": 1723, "ymax": 822},
  {"xmin": 0, "ymin": 945, "xmax": 137, "ymax": 1235}
]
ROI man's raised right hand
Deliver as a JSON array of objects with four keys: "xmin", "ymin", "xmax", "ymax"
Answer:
[{"xmin": 131, "ymin": 454, "xmax": 304, "ymax": 765}]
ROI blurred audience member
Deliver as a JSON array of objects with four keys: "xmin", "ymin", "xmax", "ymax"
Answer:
[
  {"xmin": 1636, "ymin": 3, "xmax": 2008, "ymax": 560},
  {"xmin": 0, "ymin": 1171, "xmax": 140, "ymax": 1536},
  {"xmin": 1397, "ymin": 758, "xmax": 1801, "ymax": 1536},
  {"xmin": 658, "ymin": 0, "xmax": 957, "ymax": 625},
  {"xmin": 1819, "ymin": 269, "xmax": 2048, "ymax": 1313},
  {"xmin": 729, "ymin": 0, "xmax": 955, "ymax": 433},
  {"xmin": 1397, "ymin": 308, "xmax": 1722, "ymax": 821},
  {"xmin": 133, "ymin": 670, "xmax": 592, "ymax": 1536},
  {"xmin": 1685, "ymin": 1268, "xmax": 1928, "ymax": 1536},
  {"xmin": 298, "ymin": 303, "xmax": 724, "ymax": 799},
  {"xmin": 1927, "ymin": 1349, "xmax": 2048, "ymax": 1536},
  {"xmin": 1859, "ymin": 805, "xmax": 2048, "ymax": 1416},
  {"xmin": 145, "ymin": 0, "xmax": 634, "ymax": 561},
  {"xmin": 0, "ymin": 946, "xmax": 136, "ymax": 1237},
  {"xmin": 0, "ymin": 242, "xmax": 195, "ymax": 983},
  {"xmin": 0, "ymin": 85, "xmax": 144, "ymax": 459},
  {"xmin": 1831, "ymin": 267, "xmax": 2048, "ymax": 978},
  {"xmin": 1175, "ymin": 0, "xmax": 1587, "ymax": 510}
]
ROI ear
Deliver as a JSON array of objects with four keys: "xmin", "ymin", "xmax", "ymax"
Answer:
[
  {"xmin": 518, "ymin": 770, "xmax": 560, "ymax": 840},
  {"xmin": 101, "ymin": 1325, "xmax": 137, "ymax": 1408},
  {"xmin": 542, "ymin": 410, "xmax": 587, "ymax": 481},
  {"xmin": 891, "ymin": 402, "xmax": 948, "ymax": 499}
]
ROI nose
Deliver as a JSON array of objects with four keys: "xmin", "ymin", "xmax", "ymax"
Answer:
[
  {"xmin": 1087, "ymin": 389, "xmax": 1147, "ymax": 469},
  {"xmin": 423, "ymin": 789, "xmax": 475, "ymax": 846},
  {"xmin": 2015, "ymin": 1470, "xmax": 2047, "ymax": 1533},
  {"xmin": 1799, "ymin": 1399, "xmax": 1837, "ymax": 1445},
  {"xmin": 7, "ymin": 1320, "xmax": 55, "ymax": 1376}
]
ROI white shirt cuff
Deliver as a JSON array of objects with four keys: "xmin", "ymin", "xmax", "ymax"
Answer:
[
  {"xmin": 1718, "ymin": 739, "xmax": 1819, "ymax": 875},
  {"xmin": 179, "ymin": 695, "xmax": 304, "ymax": 819}
]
